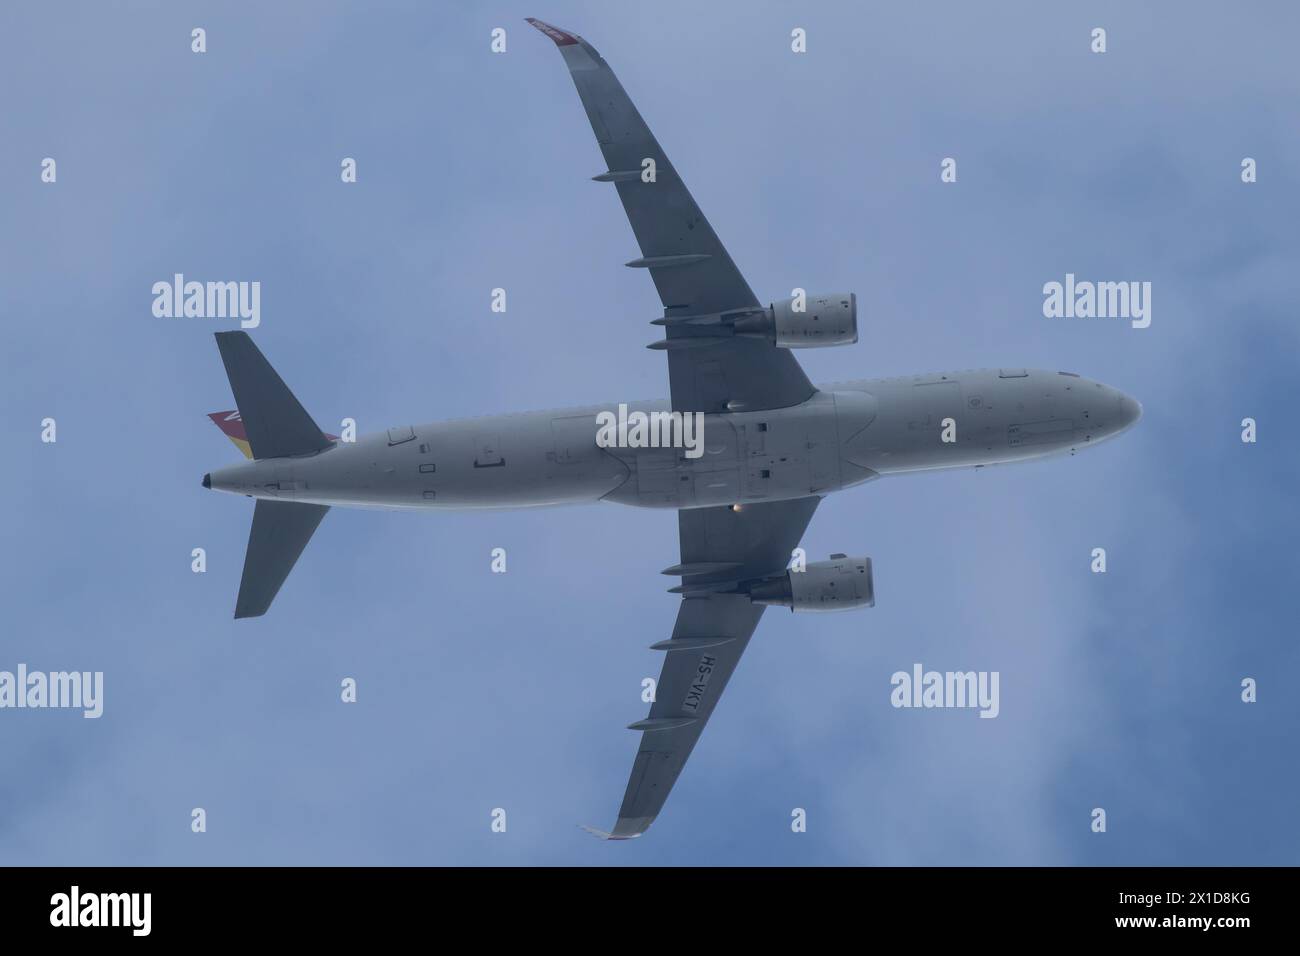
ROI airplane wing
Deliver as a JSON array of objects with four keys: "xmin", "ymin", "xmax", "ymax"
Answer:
[
  {"xmin": 585, "ymin": 495, "xmax": 821, "ymax": 839},
  {"xmin": 528, "ymin": 18, "xmax": 815, "ymax": 415}
]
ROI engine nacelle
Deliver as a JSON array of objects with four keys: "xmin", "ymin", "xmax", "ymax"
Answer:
[
  {"xmin": 734, "ymin": 292, "xmax": 858, "ymax": 349},
  {"xmin": 749, "ymin": 554, "xmax": 874, "ymax": 612}
]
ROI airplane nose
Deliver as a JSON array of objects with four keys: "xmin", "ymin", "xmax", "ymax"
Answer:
[
  {"xmin": 202, "ymin": 473, "xmax": 212, "ymax": 489},
  {"xmin": 1116, "ymin": 393, "xmax": 1142, "ymax": 431}
]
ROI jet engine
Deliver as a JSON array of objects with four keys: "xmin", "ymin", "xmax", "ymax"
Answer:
[
  {"xmin": 748, "ymin": 553, "xmax": 874, "ymax": 612},
  {"xmin": 733, "ymin": 292, "xmax": 858, "ymax": 349}
]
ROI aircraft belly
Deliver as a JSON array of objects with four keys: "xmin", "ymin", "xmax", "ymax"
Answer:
[
  {"xmin": 285, "ymin": 413, "xmax": 630, "ymax": 510},
  {"xmin": 597, "ymin": 396, "xmax": 846, "ymax": 508},
  {"xmin": 841, "ymin": 371, "xmax": 1101, "ymax": 474},
  {"xmin": 224, "ymin": 371, "xmax": 1110, "ymax": 515},
  {"xmin": 689, "ymin": 416, "xmax": 742, "ymax": 506},
  {"xmin": 1007, "ymin": 418, "xmax": 1077, "ymax": 447},
  {"xmin": 694, "ymin": 469, "xmax": 740, "ymax": 502},
  {"xmin": 432, "ymin": 416, "xmax": 628, "ymax": 508},
  {"xmin": 627, "ymin": 448, "xmax": 693, "ymax": 507}
]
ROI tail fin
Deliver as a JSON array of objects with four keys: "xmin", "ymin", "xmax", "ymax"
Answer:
[
  {"xmin": 213, "ymin": 331, "xmax": 331, "ymax": 460},
  {"xmin": 208, "ymin": 410, "xmax": 255, "ymax": 459},
  {"xmin": 235, "ymin": 500, "xmax": 329, "ymax": 618},
  {"xmin": 207, "ymin": 408, "xmax": 338, "ymax": 459}
]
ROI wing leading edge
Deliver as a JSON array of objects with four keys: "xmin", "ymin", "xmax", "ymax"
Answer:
[
  {"xmin": 588, "ymin": 496, "xmax": 821, "ymax": 840},
  {"xmin": 527, "ymin": 18, "xmax": 814, "ymax": 415}
]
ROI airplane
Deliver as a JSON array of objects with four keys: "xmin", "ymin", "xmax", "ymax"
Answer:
[{"xmin": 201, "ymin": 19, "xmax": 1142, "ymax": 840}]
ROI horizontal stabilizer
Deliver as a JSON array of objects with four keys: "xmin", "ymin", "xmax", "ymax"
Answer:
[
  {"xmin": 235, "ymin": 499, "xmax": 329, "ymax": 618},
  {"xmin": 214, "ymin": 332, "xmax": 331, "ymax": 460}
]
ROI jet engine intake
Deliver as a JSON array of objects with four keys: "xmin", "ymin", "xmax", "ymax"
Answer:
[
  {"xmin": 734, "ymin": 292, "xmax": 857, "ymax": 349},
  {"xmin": 749, "ymin": 553, "xmax": 874, "ymax": 612}
]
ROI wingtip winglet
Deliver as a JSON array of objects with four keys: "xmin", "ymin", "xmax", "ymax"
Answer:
[
  {"xmin": 525, "ymin": 17, "xmax": 581, "ymax": 46},
  {"xmin": 579, "ymin": 824, "xmax": 639, "ymax": 841}
]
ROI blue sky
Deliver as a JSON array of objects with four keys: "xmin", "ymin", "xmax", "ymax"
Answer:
[{"xmin": 1, "ymin": 0, "xmax": 1297, "ymax": 865}]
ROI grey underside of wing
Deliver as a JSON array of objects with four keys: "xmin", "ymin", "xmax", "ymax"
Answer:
[
  {"xmin": 609, "ymin": 496, "xmax": 821, "ymax": 839},
  {"xmin": 535, "ymin": 22, "xmax": 814, "ymax": 414}
]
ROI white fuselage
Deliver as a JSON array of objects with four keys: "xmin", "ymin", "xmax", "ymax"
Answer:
[{"xmin": 207, "ymin": 368, "xmax": 1141, "ymax": 511}]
